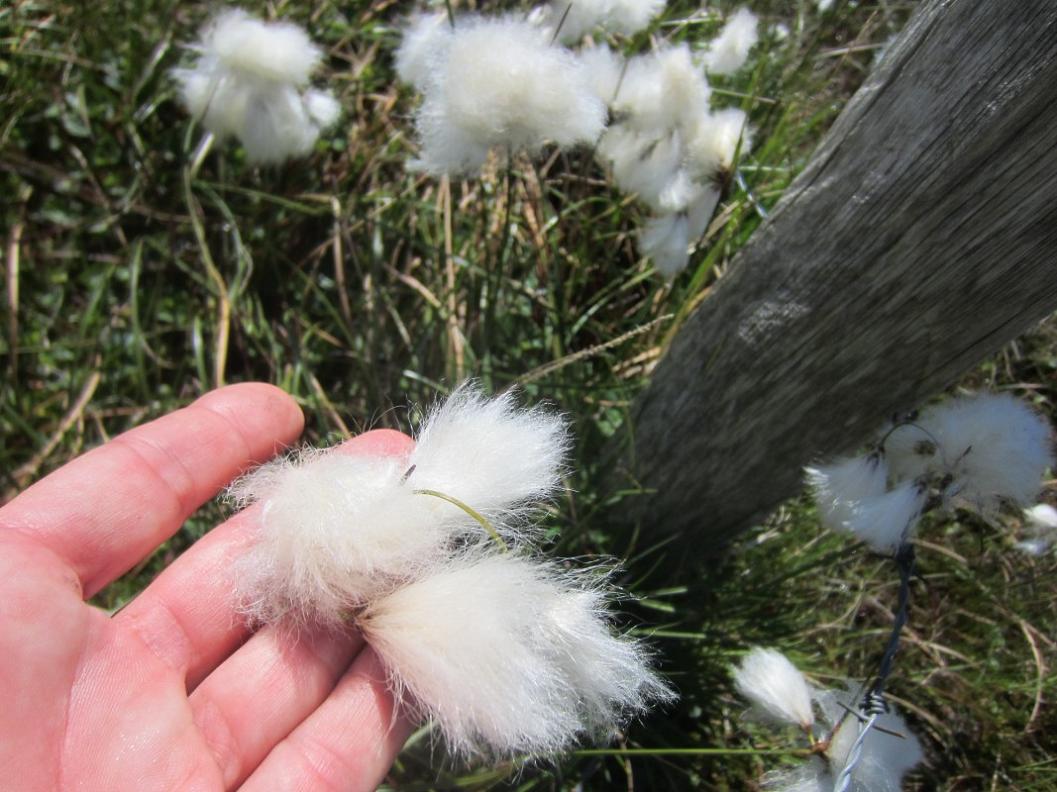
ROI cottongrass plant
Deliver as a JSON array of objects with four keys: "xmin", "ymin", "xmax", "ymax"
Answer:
[
  {"xmin": 395, "ymin": 3, "xmax": 760, "ymax": 279},
  {"xmin": 535, "ymin": 0, "xmax": 667, "ymax": 44},
  {"xmin": 230, "ymin": 383, "xmax": 672, "ymax": 758},
  {"xmin": 807, "ymin": 392, "xmax": 1054, "ymax": 552},
  {"xmin": 1017, "ymin": 502, "xmax": 1057, "ymax": 555},
  {"xmin": 582, "ymin": 7, "xmax": 759, "ymax": 278},
  {"xmin": 173, "ymin": 8, "xmax": 339, "ymax": 164},
  {"xmin": 732, "ymin": 650, "xmax": 924, "ymax": 792},
  {"xmin": 732, "ymin": 647, "xmax": 815, "ymax": 731},
  {"xmin": 792, "ymin": 392, "xmax": 1053, "ymax": 788},
  {"xmin": 395, "ymin": 13, "xmax": 606, "ymax": 175}
]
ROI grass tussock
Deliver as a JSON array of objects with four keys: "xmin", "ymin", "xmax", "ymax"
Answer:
[{"xmin": 3, "ymin": 0, "xmax": 1055, "ymax": 789}]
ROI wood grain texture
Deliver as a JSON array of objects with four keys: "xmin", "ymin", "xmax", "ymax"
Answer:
[{"xmin": 626, "ymin": 0, "xmax": 1057, "ymax": 547}]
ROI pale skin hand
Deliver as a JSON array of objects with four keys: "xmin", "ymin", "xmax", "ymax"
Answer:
[{"xmin": 0, "ymin": 383, "xmax": 414, "ymax": 792}]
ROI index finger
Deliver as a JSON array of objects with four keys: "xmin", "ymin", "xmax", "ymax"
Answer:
[{"xmin": 0, "ymin": 383, "xmax": 304, "ymax": 597}]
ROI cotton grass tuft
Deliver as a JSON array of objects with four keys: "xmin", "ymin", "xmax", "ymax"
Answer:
[
  {"xmin": 702, "ymin": 7, "xmax": 759, "ymax": 75},
  {"xmin": 230, "ymin": 383, "xmax": 568, "ymax": 626},
  {"xmin": 732, "ymin": 647, "xmax": 815, "ymax": 730},
  {"xmin": 360, "ymin": 553, "xmax": 673, "ymax": 758},
  {"xmin": 401, "ymin": 14, "xmax": 606, "ymax": 175},
  {"xmin": 172, "ymin": 8, "xmax": 339, "ymax": 163}
]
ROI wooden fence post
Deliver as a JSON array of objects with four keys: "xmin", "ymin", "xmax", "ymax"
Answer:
[{"xmin": 624, "ymin": 0, "xmax": 1057, "ymax": 548}]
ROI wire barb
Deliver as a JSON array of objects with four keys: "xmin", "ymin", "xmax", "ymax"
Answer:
[{"xmin": 833, "ymin": 542, "xmax": 914, "ymax": 791}]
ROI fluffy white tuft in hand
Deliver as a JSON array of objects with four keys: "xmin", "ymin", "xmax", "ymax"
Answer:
[
  {"xmin": 395, "ymin": 12, "xmax": 452, "ymax": 92},
  {"xmin": 806, "ymin": 453, "xmax": 889, "ymax": 534},
  {"xmin": 732, "ymin": 647, "xmax": 815, "ymax": 729},
  {"xmin": 405, "ymin": 14, "xmax": 606, "ymax": 175},
  {"xmin": 840, "ymin": 479, "xmax": 926, "ymax": 553},
  {"xmin": 407, "ymin": 382, "xmax": 569, "ymax": 528},
  {"xmin": 685, "ymin": 108, "xmax": 753, "ymax": 177},
  {"xmin": 173, "ymin": 8, "xmax": 338, "ymax": 163},
  {"xmin": 702, "ymin": 7, "xmax": 759, "ymax": 75},
  {"xmin": 231, "ymin": 449, "xmax": 439, "ymax": 625},
  {"xmin": 884, "ymin": 393, "xmax": 1054, "ymax": 516},
  {"xmin": 542, "ymin": 0, "xmax": 667, "ymax": 43},
  {"xmin": 230, "ymin": 384, "xmax": 568, "ymax": 626},
  {"xmin": 816, "ymin": 687, "xmax": 925, "ymax": 790},
  {"xmin": 360, "ymin": 553, "xmax": 673, "ymax": 757}
]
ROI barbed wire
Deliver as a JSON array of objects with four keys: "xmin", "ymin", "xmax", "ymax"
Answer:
[{"xmin": 832, "ymin": 542, "xmax": 916, "ymax": 792}]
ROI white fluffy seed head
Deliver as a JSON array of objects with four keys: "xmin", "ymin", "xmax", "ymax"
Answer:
[
  {"xmin": 202, "ymin": 8, "xmax": 321, "ymax": 85},
  {"xmin": 304, "ymin": 88, "xmax": 340, "ymax": 128},
  {"xmin": 542, "ymin": 0, "xmax": 667, "ymax": 43},
  {"xmin": 685, "ymin": 108, "xmax": 753, "ymax": 177},
  {"xmin": 816, "ymin": 686, "xmax": 925, "ymax": 790},
  {"xmin": 733, "ymin": 647, "xmax": 815, "ymax": 729},
  {"xmin": 230, "ymin": 448, "xmax": 444, "ymax": 626},
  {"xmin": 841, "ymin": 479, "xmax": 926, "ymax": 553},
  {"xmin": 410, "ymin": 14, "xmax": 606, "ymax": 175},
  {"xmin": 806, "ymin": 453, "xmax": 889, "ymax": 534},
  {"xmin": 884, "ymin": 393, "xmax": 1054, "ymax": 517},
  {"xmin": 359, "ymin": 553, "xmax": 673, "ymax": 758},
  {"xmin": 1026, "ymin": 503, "xmax": 1057, "ymax": 530},
  {"xmin": 702, "ymin": 7, "xmax": 759, "ymax": 75},
  {"xmin": 614, "ymin": 44, "xmax": 711, "ymax": 134},
  {"xmin": 600, "ymin": 127, "xmax": 684, "ymax": 212},
  {"xmin": 172, "ymin": 9, "xmax": 336, "ymax": 163},
  {"xmin": 686, "ymin": 184, "xmax": 722, "ymax": 239},
  {"xmin": 408, "ymin": 382, "xmax": 570, "ymax": 530},
  {"xmin": 640, "ymin": 213, "xmax": 690, "ymax": 279},
  {"xmin": 395, "ymin": 11, "xmax": 453, "ymax": 91},
  {"xmin": 580, "ymin": 44, "xmax": 626, "ymax": 103},
  {"xmin": 230, "ymin": 383, "xmax": 569, "ymax": 627}
]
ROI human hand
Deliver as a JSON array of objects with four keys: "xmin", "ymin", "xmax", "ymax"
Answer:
[{"xmin": 0, "ymin": 383, "xmax": 414, "ymax": 791}]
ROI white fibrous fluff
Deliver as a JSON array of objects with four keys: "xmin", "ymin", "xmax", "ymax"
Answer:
[
  {"xmin": 404, "ymin": 14, "xmax": 606, "ymax": 175},
  {"xmin": 883, "ymin": 393, "xmax": 1054, "ymax": 517},
  {"xmin": 600, "ymin": 127, "xmax": 685, "ymax": 211},
  {"xmin": 406, "ymin": 383, "xmax": 569, "ymax": 531},
  {"xmin": 230, "ymin": 383, "xmax": 567, "ymax": 627},
  {"xmin": 702, "ymin": 7, "xmax": 759, "ymax": 75},
  {"xmin": 612, "ymin": 44, "xmax": 710, "ymax": 134},
  {"xmin": 541, "ymin": 0, "xmax": 667, "ymax": 44},
  {"xmin": 1026, "ymin": 503, "xmax": 1057, "ymax": 530},
  {"xmin": 841, "ymin": 480, "xmax": 926, "ymax": 554},
  {"xmin": 359, "ymin": 553, "xmax": 672, "ymax": 757},
  {"xmin": 172, "ymin": 9, "xmax": 339, "ymax": 163},
  {"xmin": 806, "ymin": 453, "xmax": 889, "ymax": 534},
  {"xmin": 640, "ymin": 213, "xmax": 690, "ymax": 280},
  {"xmin": 580, "ymin": 44, "xmax": 626, "ymax": 104},
  {"xmin": 686, "ymin": 108, "xmax": 753, "ymax": 178},
  {"xmin": 1017, "ymin": 503, "xmax": 1057, "ymax": 555},
  {"xmin": 732, "ymin": 647, "xmax": 815, "ymax": 729},
  {"xmin": 762, "ymin": 759, "xmax": 831, "ymax": 792},
  {"xmin": 394, "ymin": 12, "xmax": 452, "ymax": 92},
  {"xmin": 816, "ymin": 687, "xmax": 925, "ymax": 791}
]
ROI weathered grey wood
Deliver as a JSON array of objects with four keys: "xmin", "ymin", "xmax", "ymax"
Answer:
[{"xmin": 625, "ymin": 0, "xmax": 1057, "ymax": 547}]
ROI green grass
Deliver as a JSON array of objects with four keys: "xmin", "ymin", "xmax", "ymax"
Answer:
[{"xmin": 3, "ymin": 0, "xmax": 1056, "ymax": 788}]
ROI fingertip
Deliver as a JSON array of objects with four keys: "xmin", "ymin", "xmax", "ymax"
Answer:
[{"xmin": 193, "ymin": 383, "xmax": 305, "ymax": 454}]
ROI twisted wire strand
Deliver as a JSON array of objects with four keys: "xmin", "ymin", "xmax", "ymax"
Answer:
[{"xmin": 832, "ymin": 544, "xmax": 915, "ymax": 791}]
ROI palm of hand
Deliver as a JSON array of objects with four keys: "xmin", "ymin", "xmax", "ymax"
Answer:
[{"xmin": 1, "ymin": 385, "xmax": 412, "ymax": 791}]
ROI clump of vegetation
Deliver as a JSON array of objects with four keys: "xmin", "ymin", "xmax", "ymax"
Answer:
[{"xmin": 3, "ymin": 0, "xmax": 1054, "ymax": 789}]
